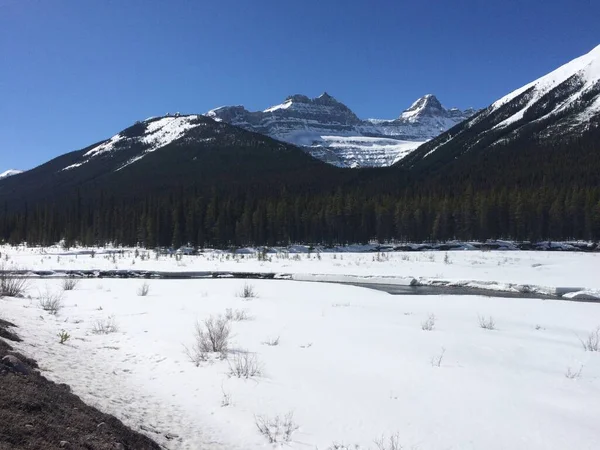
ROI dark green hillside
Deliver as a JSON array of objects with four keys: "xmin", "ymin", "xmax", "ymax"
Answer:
[{"xmin": 1, "ymin": 105, "xmax": 600, "ymax": 247}]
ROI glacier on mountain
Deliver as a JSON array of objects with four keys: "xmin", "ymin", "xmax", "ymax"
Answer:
[{"xmin": 206, "ymin": 93, "xmax": 477, "ymax": 168}]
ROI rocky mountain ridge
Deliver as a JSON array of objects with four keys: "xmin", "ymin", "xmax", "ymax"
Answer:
[
  {"xmin": 401, "ymin": 44, "xmax": 600, "ymax": 170},
  {"xmin": 206, "ymin": 93, "xmax": 477, "ymax": 167}
]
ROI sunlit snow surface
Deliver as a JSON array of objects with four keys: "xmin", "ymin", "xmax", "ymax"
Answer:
[
  {"xmin": 62, "ymin": 116, "xmax": 204, "ymax": 172},
  {"xmin": 492, "ymin": 44, "xmax": 600, "ymax": 129},
  {"xmin": 2, "ymin": 246, "xmax": 600, "ymax": 449},
  {"xmin": 263, "ymin": 100, "xmax": 293, "ymax": 113},
  {"xmin": 0, "ymin": 169, "xmax": 23, "ymax": 179},
  {"xmin": 278, "ymin": 134, "xmax": 425, "ymax": 167}
]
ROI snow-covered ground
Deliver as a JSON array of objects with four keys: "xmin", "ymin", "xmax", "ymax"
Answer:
[
  {"xmin": 1, "ymin": 245, "xmax": 600, "ymax": 449},
  {"xmin": 2, "ymin": 277, "xmax": 600, "ymax": 450},
  {"xmin": 1, "ymin": 244, "xmax": 599, "ymax": 296}
]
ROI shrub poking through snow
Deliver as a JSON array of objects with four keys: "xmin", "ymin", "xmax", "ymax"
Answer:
[
  {"xmin": 444, "ymin": 252, "xmax": 452, "ymax": 264},
  {"xmin": 0, "ymin": 268, "xmax": 29, "ymax": 298},
  {"xmin": 184, "ymin": 315, "xmax": 231, "ymax": 365},
  {"xmin": 431, "ymin": 347, "xmax": 446, "ymax": 367},
  {"xmin": 92, "ymin": 315, "xmax": 119, "ymax": 334},
  {"xmin": 327, "ymin": 444, "xmax": 360, "ymax": 450},
  {"xmin": 478, "ymin": 315, "xmax": 496, "ymax": 330},
  {"xmin": 200, "ymin": 315, "xmax": 231, "ymax": 353},
  {"xmin": 374, "ymin": 433, "xmax": 403, "ymax": 450},
  {"xmin": 237, "ymin": 282, "xmax": 257, "ymax": 299},
  {"xmin": 421, "ymin": 313, "xmax": 436, "ymax": 331},
  {"xmin": 221, "ymin": 385, "xmax": 232, "ymax": 407},
  {"xmin": 579, "ymin": 327, "xmax": 600, "ymax": 352},
  {"xmin": 58, "ymin": 329, "xmax": 71, "ymax": 344},
  {"xmin": 38, "ymin": 289, "xmax": 64, "ymax": 315},
  {"xmin": 228, "ymin": 352, "xmax": 262, "ymax": 378},
  {"xmin": 565, "ymin": 365, "xmax": 583, "ymax": 379},
  {"xmin": 137, "ymin": 282, "xmax": 150, "ymax": 297},
  {"xmin": 183, "ymin": 345, "xmax": 208, "ymax": 366},
  {"xmin": 262, "ymin": 336, "xmax": 280, "ymax": 346},
  {"xmin": 61, "ymin": 278, "xmax": 79, "ymax": 291},
  {"xmin": 255, "ymin": 412, "xmax": 298, "ymax": 443},
  {"xmin": 224, "ymin": 308, "xmax": 251, "ymax": 321}
]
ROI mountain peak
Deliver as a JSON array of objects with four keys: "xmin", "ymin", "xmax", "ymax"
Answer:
[
  {"xmin": 282, "ymin": 92, "xmax": 340, "ymax": 106},
  {"xmin": 396, "ymin": 94, "xmax": 478, "ymax": 124},
  {"xmin": 314, "ymin": 91, "xmax": 344, "ymax": 106},
  {"xmin": 205, "ymin": 92, "xmax": 477, "ymax": 167},
  {"xmin": 401, "ymin": 44, "xmax": 600, "ymax": 170},
  {"xmin": 285, "ymin": 94, "xmax": 311, "ymax": 104},
  {"xmin": 262, "ymin": 92, "xmax": 358, "ymax": 120},
  {"xmin": 404, "ymin": 94, "xmax": 443, "ymax": 114},
  {"xmin": 491, "ymin": 42, "xmax": 600, "ymax": 114}
]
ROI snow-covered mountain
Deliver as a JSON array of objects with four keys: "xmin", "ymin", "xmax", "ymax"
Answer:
[
  {"xmin": 206, "ymin": 93, "xmax": 476, "ymax": 168},
  {"xmin": 60, "ymin": 115, "xmax": 210, "ymax": 173},
  {"xmin": 365, "ymin": 94, "xmax": 478, "ymax": 139},
  {"xmin": 0, "ymin": 169, "xmax": 23, "ymax": 180},
  {"xmin": 403, "ymin": 44, "xmax": 600, "ymax": 168},
  {"xmin": 0, "ymin": 114, "xmax": 340, "ymax": 209},
  {"xmin": 487, "ymin": 44, "xmax": 600, "ymax": 136}
]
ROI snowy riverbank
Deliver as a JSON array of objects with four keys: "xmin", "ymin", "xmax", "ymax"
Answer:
[{"xmin": 1, "ymin": 280, "xmax": 599, "ymax": 448}]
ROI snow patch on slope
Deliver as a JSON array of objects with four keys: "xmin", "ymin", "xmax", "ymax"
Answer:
[
  {"xmin": 63, "ymin": 115, "xmax": 204, "ymax": 172},
  {"xmin": 263, "ymin": 100, "xmax": 293, "ymax": 113},
  {"xmin": 84, "ymin": 134, "xmax": 126, "ymax": 158},
  {"xmin": 140, "ymin": 116, "xmax": 203, "ymax": 153},
  {"xmin": 492, "ymin": 44, "xmax": 600, "ymax": 128},
  {"xmin": 0, "ymin": 169, "xmax": 23, "ymax": 179}
]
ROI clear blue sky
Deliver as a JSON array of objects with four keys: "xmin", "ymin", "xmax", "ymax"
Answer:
[{"xmin": 1, "ymin": 0, "xmax": 598, "ymax": 171}]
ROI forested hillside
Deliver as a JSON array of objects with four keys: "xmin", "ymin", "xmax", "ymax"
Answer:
[
  {"xmin": 2, "ymin": 124, "xmax": 599, "ymax": 247},
  {"xmin": 2, "ymin": 44, "xmax": 600, "ymax": 248}
]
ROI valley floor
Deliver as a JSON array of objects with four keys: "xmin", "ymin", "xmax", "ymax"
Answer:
[
  {"xmin": 2, "ymin": 244, "xmax": 600, "ymax": 297},
  {"xmin": 1, "ymin": 246, "xmax": 600, "ymax": 449}
]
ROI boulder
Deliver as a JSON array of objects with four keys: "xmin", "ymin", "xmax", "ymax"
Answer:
[{"xmin": 1, "ymin": 354, "xmax": 29, "ymax": 375}]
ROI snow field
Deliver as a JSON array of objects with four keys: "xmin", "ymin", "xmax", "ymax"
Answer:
[
  {"xmin": 2, "ymin": 276, "xmax": 600, "ymax": 450},
  {"xmin": 2, "ymin": 245, "xmax": 600, "ymax": 293}
]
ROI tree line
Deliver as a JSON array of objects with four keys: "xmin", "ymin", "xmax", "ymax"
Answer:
[
  {"xmin": 2, "ymin": 109, "xmax": 599, "ymax": 248},
  {"xmin": 2, "ymin": 183, "xmax": 599, "ymax": 248}
]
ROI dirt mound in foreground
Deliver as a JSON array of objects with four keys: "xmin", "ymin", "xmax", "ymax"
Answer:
[{"xmin": 0, "ymin": 320, "xmax": 161, "ymax": 450}]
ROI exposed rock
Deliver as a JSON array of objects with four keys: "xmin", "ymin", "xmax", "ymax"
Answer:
[
  {"xmin": 0, "ymin": 326, "xmax": 21, "ymax": 342},
  {"xmin": 206, "ymin": 93, "xmax": 477, "ymax": 167},
  {"xmin": 1, "ymin": 354, "xmax": 29, "ymax": 375}
]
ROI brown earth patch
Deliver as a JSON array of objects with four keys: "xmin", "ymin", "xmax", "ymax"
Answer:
[{"xmin": 0, "ymin": 320, "xmax": 162, "ymax": 450}]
